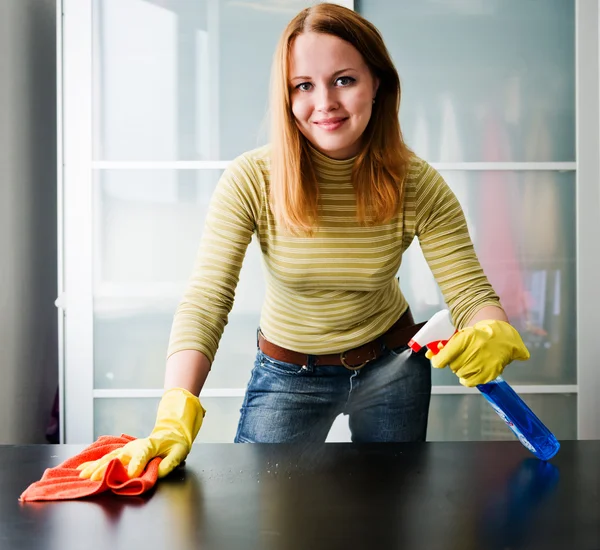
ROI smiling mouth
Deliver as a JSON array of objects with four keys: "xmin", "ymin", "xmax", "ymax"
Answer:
[{"xmin": 313, "ymin": 117, "xmax": 348, "ymax": 130}]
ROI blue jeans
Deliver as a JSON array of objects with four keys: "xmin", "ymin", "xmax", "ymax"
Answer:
[{"xmin": 234, "ymin": 343, "xmax": 432, "ymax": 443}]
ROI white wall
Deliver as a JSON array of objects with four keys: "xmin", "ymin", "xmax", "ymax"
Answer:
[{"xmin": 0, "ymin": 0, "xmax": 58, "ymax": 443}]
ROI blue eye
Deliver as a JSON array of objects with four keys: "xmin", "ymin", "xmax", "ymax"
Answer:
[
  {"xmin": 336, "ymin": 76, "xmax": 356, "ymax": 86},
  {"xmin": 295, "ymin": 82, "xmax": 312, "ymax": 92}
]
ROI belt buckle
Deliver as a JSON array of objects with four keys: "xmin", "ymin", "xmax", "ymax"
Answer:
[{"xmin": 340, "ymin": 347, "xmax": 377, "ymax": 371}]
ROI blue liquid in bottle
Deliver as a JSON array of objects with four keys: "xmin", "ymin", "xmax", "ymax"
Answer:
[{"xmin": 477, "ymin": 376, "xmax": 560, "ymax": 461}]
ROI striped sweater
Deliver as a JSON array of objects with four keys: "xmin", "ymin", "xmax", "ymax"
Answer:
[{"xmin": 167, "ymin": 144, "xmax": 500, "ymax": 362}]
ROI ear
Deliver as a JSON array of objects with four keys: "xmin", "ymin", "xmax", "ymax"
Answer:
[{"xmin": 372, "ymin": 77, "xmax": 380, "ymax": 99}]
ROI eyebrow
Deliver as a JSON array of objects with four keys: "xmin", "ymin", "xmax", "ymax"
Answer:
[{"xmin": 290, "ymin": 68, "xmax": 356, "ymax": 81}]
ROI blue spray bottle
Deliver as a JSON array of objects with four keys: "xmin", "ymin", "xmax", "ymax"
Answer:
[{"xmin": 408, "ymin": 310, "xmax": 560, "ymax": 461}]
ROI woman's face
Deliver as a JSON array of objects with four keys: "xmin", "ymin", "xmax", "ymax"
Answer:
[{"xmin": 289, "ymin": 32, "xmax": 379, "ymax": 160}]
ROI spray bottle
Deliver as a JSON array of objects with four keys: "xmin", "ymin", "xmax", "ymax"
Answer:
[{"xmin": 408, "ymin": 310, "xmax": 560, "ymax": 461}]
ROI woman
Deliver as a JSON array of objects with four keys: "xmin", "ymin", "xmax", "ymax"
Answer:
[{"xmin": 78, "ymin": 3, "xmax": 529, "ymax": 481}]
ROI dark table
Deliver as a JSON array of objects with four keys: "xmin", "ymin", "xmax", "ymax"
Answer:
[{"xmin": 2, "ymin": 441, "xmax": 599, "ymax": 550}]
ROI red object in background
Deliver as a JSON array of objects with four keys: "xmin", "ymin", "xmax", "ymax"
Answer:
[{"xmin": 477, "ymin": 115, "xmax": 531, "ymax": 321}]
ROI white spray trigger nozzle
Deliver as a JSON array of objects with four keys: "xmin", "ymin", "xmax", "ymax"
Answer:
[{"xmin": 408, "ymin": 309, "xmax": 457, "ymax": 355}]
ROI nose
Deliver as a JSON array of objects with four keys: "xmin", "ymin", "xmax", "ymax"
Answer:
[{"xmin": 315, "ymin": 86, "xmax": 339, "ymax": 113}]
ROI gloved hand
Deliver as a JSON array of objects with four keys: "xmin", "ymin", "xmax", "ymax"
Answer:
[
  {"xmin": 426, "ymin": 319, "xmax": 530, "ymax": 387},
  {"xmin": 78, "ymin": 388, "xmax": 205, "ymax": 480}
]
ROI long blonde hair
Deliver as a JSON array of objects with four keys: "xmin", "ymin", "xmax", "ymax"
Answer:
[{"xmin": 269, "ymin": 3, "xmax": 413, "ymax": 234}]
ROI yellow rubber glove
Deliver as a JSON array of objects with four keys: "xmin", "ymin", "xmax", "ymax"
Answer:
[
  {"xmin": 426, "ymin": 319, "xmax": 530, "ymax": 387},
  {"xmin": 77, "ymin": 388, "xmax": 205, "ymax": 481}
]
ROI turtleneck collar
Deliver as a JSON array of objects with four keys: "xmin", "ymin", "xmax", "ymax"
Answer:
[{"xmin": 306, "ymin": 141, "xmax": 356, "ymax": 177}]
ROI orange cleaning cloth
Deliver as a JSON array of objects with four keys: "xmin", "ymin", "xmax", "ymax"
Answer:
[{"xmin": 19, "ymin": 434, "xmax": 161, "ymax": 502}]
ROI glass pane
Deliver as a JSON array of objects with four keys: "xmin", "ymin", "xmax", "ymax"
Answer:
[
  {"xmin": 358, "ymin": 0, "xmax": 575, "ymax": 162},
  {"xmin": 94, "ymin": 309, "xmax": 261, "ymax": 390},
  {"xmin": 94, "ymin": 396, "xmax": 244, "ymax": 443},
  {"xmin": 93, "ymin": 169, "xmax": 265, "ymax": 389},
  {"xmin": 93, "ymin": 169, "xmax": 221, "ymax": 285},
  {"xmin": 93, "ymin": 0, "xmax": 318, "ymax": 161},
  {"xmin": 399, "ymin": 170, "xmax": 576, "ymax": 385},
  {"xmin": 427, "ymin": 393, "xmax": 577, "ymax": 442}
]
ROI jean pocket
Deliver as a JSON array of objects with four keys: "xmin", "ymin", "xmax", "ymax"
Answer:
[
  {"xmin": 389, "ymin": 344, "xmax": 410, "ymax": 357},
  {"xmin": 258, "ymin": 351, "xmax": 306, "ymax": 376}
]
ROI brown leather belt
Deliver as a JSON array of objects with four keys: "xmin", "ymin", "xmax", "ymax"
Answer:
[{"xmin": 257, "ymin": 309, "xmax": 426, "ymax": 371}]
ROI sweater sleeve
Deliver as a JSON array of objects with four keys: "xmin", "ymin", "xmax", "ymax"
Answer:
[
  {"xmin": 414, "ymin": 159, "xmax": 502, "ymax": 328},
  {"xmin": 166, "ymin": 153, "xmax": 263, "ymax": 363}
]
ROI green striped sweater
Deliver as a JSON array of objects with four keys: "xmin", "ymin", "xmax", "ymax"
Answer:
[{"xmin": 167, "ymin": 144, "xmax": 500, "ymax": 362}]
